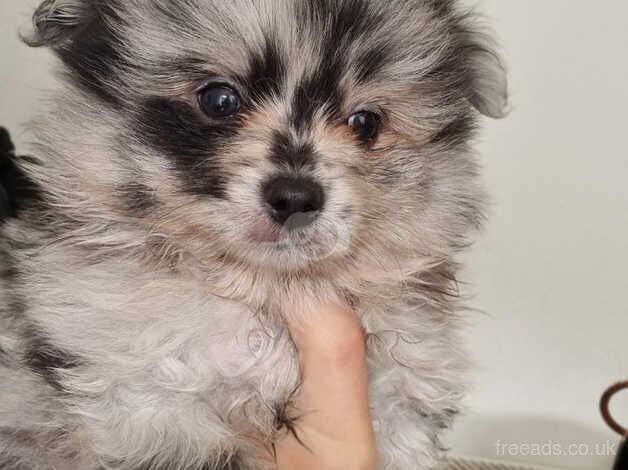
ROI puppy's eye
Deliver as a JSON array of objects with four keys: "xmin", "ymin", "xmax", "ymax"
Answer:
[
  {"xmin": 198, "ymin": 85, "xmax": 241, "ymax": 118},
  {"xmin": 348, "ymin": 111, "xmax": 380, "ymax": 141}
]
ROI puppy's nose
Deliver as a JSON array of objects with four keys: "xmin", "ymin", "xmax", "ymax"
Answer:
[{"xmin": 262, "ymin": 175, "xmax": 325, "ymax": 228}]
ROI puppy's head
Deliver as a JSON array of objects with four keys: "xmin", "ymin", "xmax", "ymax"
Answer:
[{"xmin": 27, "ymin": 0, "xmax": 507, "ymax": 275}]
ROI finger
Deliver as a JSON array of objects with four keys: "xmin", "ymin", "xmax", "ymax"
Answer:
[{"xmin": 277, "ymin": 304, "xmax": 377, "ymax": 469}]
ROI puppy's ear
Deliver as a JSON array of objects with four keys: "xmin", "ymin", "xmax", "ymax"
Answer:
[
  {"xmin": 462, "ymin": 31, "xmax": 509, "ymax": 119},
  {"xmin": 24, "ymin": 0, "xmax": 97, "ymax": 48},
  {"xmin": 24, "ymin": 1, "xmax": 123, "ymax": 104}
]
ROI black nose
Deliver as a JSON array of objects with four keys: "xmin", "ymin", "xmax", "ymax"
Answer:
[{"xmin": 262, "ymin": 175, "xmax": 325, "ymax": 228}]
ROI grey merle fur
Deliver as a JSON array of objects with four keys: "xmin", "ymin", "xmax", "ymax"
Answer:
[{"xmin": 1, "ymin": 0, "xmax": 507, "ymax": 469}]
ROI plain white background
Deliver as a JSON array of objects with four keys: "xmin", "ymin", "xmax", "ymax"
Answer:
[{"xmin": 1, "ymin": 1, "xmax": 627, "ymax": 469}]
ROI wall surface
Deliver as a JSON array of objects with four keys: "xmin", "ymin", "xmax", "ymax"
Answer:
[
  {"xmin": 1, "ymin": 1, "xmax": 627, "ymax": 469},
  {"xmin": 453, "ymin": 1, "xmax": 628, "ymax": 468}
]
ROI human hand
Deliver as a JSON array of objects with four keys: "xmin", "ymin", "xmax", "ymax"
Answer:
[{"xmin": 275, "ymin": 302, "xmax": 378, "ymax": 470}]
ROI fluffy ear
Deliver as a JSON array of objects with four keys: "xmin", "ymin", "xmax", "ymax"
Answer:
[
  {"xmin": 467, "ymin": 42, "xmax": 509, "ymax": 118},
  {"xmin": 23, "ymin": 0, "xmax": 123, "ymax": 104},
  {"xmin": 24, "ymin": 0, "xmax": 96, "ymax": 48},
  {"xmin": 459, "ymin": 23, "xmax": 509, "ymax": 119}
]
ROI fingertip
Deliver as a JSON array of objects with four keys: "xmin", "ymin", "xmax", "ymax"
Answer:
[{"xmin": 287, "ymin": 301, "xmax": 365, "ymax": 358}]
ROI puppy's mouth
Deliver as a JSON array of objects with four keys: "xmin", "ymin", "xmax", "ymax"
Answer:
[
  {"xmin": 248, "ymin": 212, "xmax": 319, "ymax": 243},
  {"xmin": 248, "ymin": 217, "xmax": 282, "ymax": 244},
  {"xmin": 246, "ymin": 213, "xmax": 351, "ymax": 263}
]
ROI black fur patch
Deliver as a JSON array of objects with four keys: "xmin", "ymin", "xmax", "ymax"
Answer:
[
  {"xmin": 0, "ymin": 127, "xmax": 15, "ymax": 155},
  {"xmin": 1, "ymin": 250, "xmax": 29, "ymax": 327},
  {"xmin": 268, "ymin": 132, "xmax": 316, "ymax": 170},
  {"xmin": 0, "ymin": 256, "xmax": 18, "ymax": 280},
  {"xmin": 134, "ymin": 98, "xmax": 238, "ymax": 199},
  {"xmin": 424, "ymin": 0, "xmax": 456, "ymax": 17},
  {"xmin": 319, "ymin": 0, "xmax": 377, "ymax": 56},
  {"xmin": 117, "ymin": 182, "xmax": 159, "ymax": 215},
  {"xmin": 291, "ymin": 0, "xmax": 381, "ymax": 132},
  {"xmin": 291, "ymin": 60, "xmax": 343, "ymax": 133},
  {"xmin": 221, "ymin": 454, "xmax": 246, "ymax": 470},
  {"xmin": 150, "ymin": 57, "xmax": 213, "ymax": 83},
  {"xmin": 58, "ymin": 4, "xmax": 127, "ymax": 107},
  {"xmin": 431, "ymin": 114, "xmax": 476, "ymax": 147},
  {"xmin": 22, "ymin": 329, "xmax": 81, "ymax": 392},
  {"xmin": 0, "ymin": 346, "xmax": 10, "ymax": 367},
  {"xmin": 243, "ymin": 34, "xmax": 286, "ymax": 105},
  {"xmin": 272, "ymin": 388, "xmax": 308, "ymax": 454},
  {"xmin": 1, "ymin": 128, "xmax": 42, "ymax": 220},
  {"xmin": 354, "ymin": 44, "xmax": 392, "ymax": 85}
]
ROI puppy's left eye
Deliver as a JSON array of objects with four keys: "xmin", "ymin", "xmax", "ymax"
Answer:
[
  {"xmin": 348, "ymin": 111, "xmax": 380, "ymax": 141},
  {"xmin": 198, "ymin": 84, "xmax": 241, "ymax": 118}
]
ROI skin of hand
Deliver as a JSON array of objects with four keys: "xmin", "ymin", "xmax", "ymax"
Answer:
[{"xmin": 275, "ymin": 303, "xmax": 378, "ymax": 470}]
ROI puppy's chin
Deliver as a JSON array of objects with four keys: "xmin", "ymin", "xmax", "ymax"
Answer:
[{"xmin": 238, "ymin": 214, "xmax": 353, "ymax": 272}]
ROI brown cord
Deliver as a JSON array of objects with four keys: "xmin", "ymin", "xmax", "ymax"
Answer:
[{"xmin": 600, "ymin": 381, "xmax": 628, "ymax": 437}]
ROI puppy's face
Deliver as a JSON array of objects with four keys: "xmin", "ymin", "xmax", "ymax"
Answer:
[{"xmin": 29, "ymin": 0, "xmax": 507, "ymax": 274}]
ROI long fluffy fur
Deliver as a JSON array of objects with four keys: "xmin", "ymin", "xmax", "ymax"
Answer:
[{"xmin": 1, "ymin": 1, "xmax": 507, "ymax": 469}]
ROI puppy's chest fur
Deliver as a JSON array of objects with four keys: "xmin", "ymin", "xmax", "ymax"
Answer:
[
  {"xmin": 2, "ymin": 232, "xmax": 463, "ymax": 469},
  {"xmin": 18, "ymin": 250, "xmax": 299, "ymax": 418}
]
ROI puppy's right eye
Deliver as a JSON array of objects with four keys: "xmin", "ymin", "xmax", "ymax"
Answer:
[{"xmin": 198, "ymin": 85, "xmax": 241, "ymax": 118}]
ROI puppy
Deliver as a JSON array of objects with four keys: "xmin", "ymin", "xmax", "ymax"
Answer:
[{"xmin": 0, "ymin": 0, "xmax": 507, "ymax": 468}]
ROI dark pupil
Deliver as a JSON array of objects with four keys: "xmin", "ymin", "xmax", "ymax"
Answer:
[
  {"xmin": 349, "ymin": 112, "xmax": 379, "ymax": 140},
  {"xmin": 201, "ymin": 86, "xmax": 239, "ymax": 117}
]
